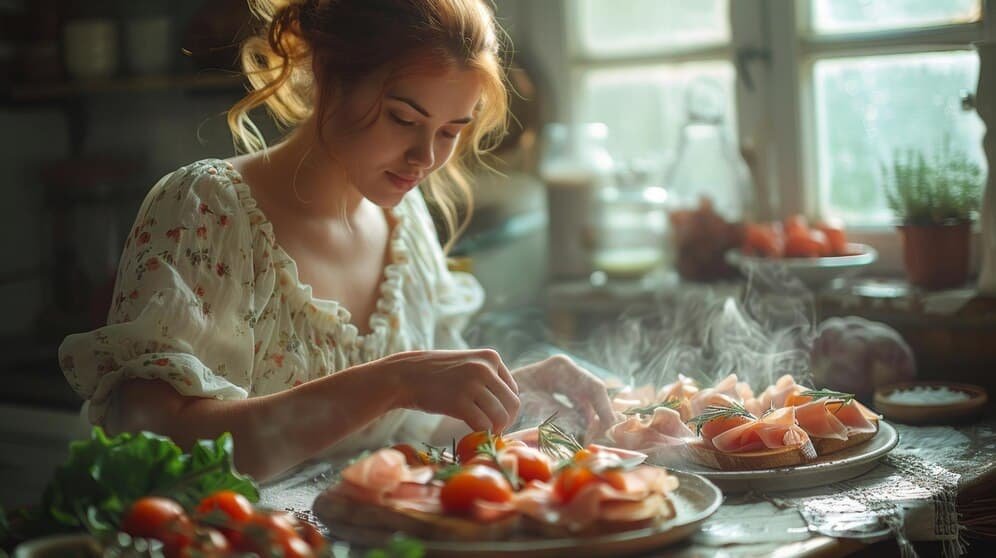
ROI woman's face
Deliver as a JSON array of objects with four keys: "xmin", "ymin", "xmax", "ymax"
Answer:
[{"xmin": 323, "ymin": 65, "xmax": 482, "ymax": 207}]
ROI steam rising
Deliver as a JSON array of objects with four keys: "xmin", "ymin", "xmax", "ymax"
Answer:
[{"xmin": 469, "ymin": 262, "xmax": 818, "ymax": 434}]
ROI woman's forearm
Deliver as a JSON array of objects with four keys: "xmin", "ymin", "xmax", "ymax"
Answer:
[{"xmin": 113, "ymin": 359, "xmax": 404, "ymax": 481}]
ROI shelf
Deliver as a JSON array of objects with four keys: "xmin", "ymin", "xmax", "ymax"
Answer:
[{"xmin": 5, "ymin": 72, "xmax": 244, "ymax": 102}]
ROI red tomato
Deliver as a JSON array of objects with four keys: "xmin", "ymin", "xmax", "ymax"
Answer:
[
  {"xmin": 504, "ymin": 446, "xmax": 553, "ymax": 483},
  {"xmin": 783, "ymin": 214, "xmax": 809, "ymax": 239},
  {"xmin": 179, "ymin": 527, "xmax": 230, "ymax": 558},
  {"xmin": 572, "ymin": 448, "xmax": 594, "ymax": 463},
  {"xmin": 233, "ymin": 512, "xmax": 313, "ymax": 558},
  {"xmin": 196, "ymin": 491, "xmax": 254, "ymax": 524},
  {"xmin": 554, "ymin": 465, "xmax": 628, "ymax": 503},
  {"xmin": 121, "ymin": 497, "xmax": 187, "ymax": 539},
  {"xmin": 456, "ymin": 431, "xmax": 506, "ymax": 463},
  {"xmin": 815, "ymin": 221, "xmax": 848, "ymax": 256},
  {"xmin": 784, "ymin": 231, "xmax": 820, "ymax": 258},
  {"xmin": 440, "ymin": 464, "xmax": 513, "ymax": 514},
  {"xmin": 154, "ymin": 516, "xmax": 196, "ymax": 558},
  {"xmin": 742, "ymin": 223, "xmax": 783, "ymax": 258}
]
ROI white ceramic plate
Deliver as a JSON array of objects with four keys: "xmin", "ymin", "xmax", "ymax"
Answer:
[
  {"xmin": 659, "ymin": 421, "xmax": 898, "ymax": 493},
  {"xmin": 315, "ymin": 470, "xmax": 722, "ymax": 558},
  {"xmin": 726, "ymin": 242, "xmax": 877, "ymax": 289}
]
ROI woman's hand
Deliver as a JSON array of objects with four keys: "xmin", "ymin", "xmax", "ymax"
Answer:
[
  {"xmin": 512, "ymin": 355, "xmax": 617, "ymax": 440},
  {"xmin": 385, "ymin": 349, "xmax": 520, "ymax": 433}
]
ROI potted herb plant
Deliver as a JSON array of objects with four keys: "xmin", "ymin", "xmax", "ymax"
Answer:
[{"xmin": 883, "ymin": 143, "xmax": 983, "ymax": 290}]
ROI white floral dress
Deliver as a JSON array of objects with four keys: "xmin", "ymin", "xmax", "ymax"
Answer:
[{"xmin": 58, "ymin": 159, "xmax": 484, "ymax": 456}]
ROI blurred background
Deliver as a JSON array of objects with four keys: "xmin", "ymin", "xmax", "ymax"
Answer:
[{"xmin": 0, "ymin": 1, "xmax": 994, "ymax": 500}]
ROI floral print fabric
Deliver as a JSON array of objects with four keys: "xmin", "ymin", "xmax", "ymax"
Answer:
[{"xmin": 59, "ymin": 159, "xmax": 484, "ymax": 455}]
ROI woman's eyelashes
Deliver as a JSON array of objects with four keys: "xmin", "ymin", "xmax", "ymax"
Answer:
[{"xmin": 388, "ymin": 112, "xmax": 459, "ymax": 139}]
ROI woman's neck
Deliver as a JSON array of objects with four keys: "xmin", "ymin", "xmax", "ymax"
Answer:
[{"xmin": 261, "ymin": 118, "xmax": 366, "ymax": 221}]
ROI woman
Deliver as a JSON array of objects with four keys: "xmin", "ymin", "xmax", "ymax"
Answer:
[{"xmin": 59, "ymin": 0, "xmax": 615, "ymax": 481}]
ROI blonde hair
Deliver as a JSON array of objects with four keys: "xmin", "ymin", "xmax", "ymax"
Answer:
[{"xmin": 227, "ymin": 0, "xmax": 510, "ymax": 251}]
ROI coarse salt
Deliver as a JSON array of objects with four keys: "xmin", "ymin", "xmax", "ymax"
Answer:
[{"xmin": 885, "ymin": 386, "xmax": 971, "ymax": 405}]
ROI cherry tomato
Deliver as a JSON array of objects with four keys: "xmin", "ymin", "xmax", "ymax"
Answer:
[
  {"xmin": 784, "ymin": 231, "xmax": 820, "ymax": 258},
  {"xmin": 196, "ymin": 491, "xmax": 254, "ymax": 524},
  {"xmin": 815, "ymin": 221, "xmax": 848, "ymax": 256},
  {"xmin": 154, "ymin": 516, "xmax": 196, "ymax": 558},
  {"xmin": 440, "ymin": 464, "xmax": 513, "ymax": 514},
  {"xmin": 233, "ymin": 512, "xmax": 313, "ymax": 558},
  {"xmin": 742, "ymin": 223, "xmax": 783, "ymax": 258},
  {"xmin": 783, "ymin": 214, "xmax": 809, "ymax": 239},
  {"xmin": 390, "ymin": 443, "xmax": 428, "ymax": 467},
  {"xmin": 121, "ymin": 497, "xmax": 187, "ymax": 539},
  {"xmin": 553, "ymin": 465, "xmax": 627, "ymax": 503},
  {"xmin": 179, "ymin": 526, "xmax": 230, "ymax": 558},
  {"xmin": 456, "ymin": 431, "xmax": 506, "ymax": 463},
  {"xmin": 504, "ymin": 446, "xmax": 552, "ymax": 483},
  {"xmin": 572, "ymin": 448, "xmax": 594, "ymax": 463}
]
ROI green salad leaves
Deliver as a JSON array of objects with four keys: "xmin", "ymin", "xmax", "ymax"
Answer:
[{"xmin": 1, "ymin": 427, "xmax": 257, "ymax": 545}]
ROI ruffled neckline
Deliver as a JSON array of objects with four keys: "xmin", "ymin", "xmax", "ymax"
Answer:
[{"xmin": 200, "ymin": 159, "xmax": 409, "ymax": 343}]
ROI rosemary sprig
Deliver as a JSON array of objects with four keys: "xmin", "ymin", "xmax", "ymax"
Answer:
[
  {"xmin": 432, "ymin": 463, "xmax": 463, "ymax": 482},
  {"xmin": 537, "ymin": 412, "xmax": 584, "ymax": 462},
  {"xmin": 799, "ymin": 389, "xmax": 855, "ymax": 404},
  {"xmin": 421, "ymin": 443, "xmax": 456, "ymax": 465},
  {"xmin": 622, "ymin": 399, "xmax": 681, "ymax": 416},
  {"xmin": 687, "ymin": 402, "xmax": 755, "ymax": 436},
  {"xmin": 477, "ymin": 438, "xmax": 521, "ymax": 490}
]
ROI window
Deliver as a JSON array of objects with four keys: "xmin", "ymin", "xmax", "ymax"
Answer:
[
  {"xmin": 568, "ymin": 0, "xmax": 736, "ymax": 180},
  {"xmin": 512, "ymin": 0, "xmax": 993, "ymax": 272},
  {"xmin": 803, "ymin": 1, "xmax": 987, "ymax": 227}
]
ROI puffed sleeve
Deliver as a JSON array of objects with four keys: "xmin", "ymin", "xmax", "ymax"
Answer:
[
  {"xmin": 58, "ymin": 162, "xmax": 257, "ymax": 425},
  {"xmin": 406, "ymin": 190, "xmax": 485, "ymax": 350}
]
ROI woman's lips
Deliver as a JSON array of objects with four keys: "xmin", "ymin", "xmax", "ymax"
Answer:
[{"xmin": 386, "ymin": 171, "xmax": 419, "ymax": 191}]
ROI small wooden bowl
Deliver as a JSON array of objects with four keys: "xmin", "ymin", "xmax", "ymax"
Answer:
[{"xmin": 873, "ymin": 382, "xmax": 988, "ymax": 425}]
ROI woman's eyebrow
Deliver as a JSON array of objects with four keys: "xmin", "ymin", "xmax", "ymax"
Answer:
[{"xmin": 387, "ymin": 95, "xmax": 473, "ymax": 124}]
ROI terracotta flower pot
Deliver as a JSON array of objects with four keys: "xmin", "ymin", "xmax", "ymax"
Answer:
[{"xmin": 898, "ymin": 223, "xmax": 971, "ymax": 290}]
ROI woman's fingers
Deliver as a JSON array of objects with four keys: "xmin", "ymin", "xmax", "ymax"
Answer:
[
  {"xmin": 474, "ymin": 388, "xmax": 511, "ymax": 432},
  {"xmin": 476, "ymin": 349, "xmax": 517, "ymax": 393},
  {"xmin": 456, "ymin": 399, "xmax": 493, "ymax": 432},
  {"xmin": 487, "ymin": 377, "xmax": 520, "ymax": 424}
]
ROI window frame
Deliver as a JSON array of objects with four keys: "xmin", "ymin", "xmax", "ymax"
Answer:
[{"xmin": 510, "ymin": 0, "xmax": 994, "ymax": 275}]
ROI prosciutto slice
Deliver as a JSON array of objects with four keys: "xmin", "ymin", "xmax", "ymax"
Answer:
[
  {"xmin": 607, "ymin": 407, "xmax": 694, "ymax": 451},
  {"xmin": 711, "ymin": 407, "xmax": 811, "ymax": 453}
]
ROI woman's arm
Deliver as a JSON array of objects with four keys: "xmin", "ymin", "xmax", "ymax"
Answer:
[
  {"xmin": 108, "ymin": 348, "xmax": 518, "ymax": 481},
  {"xmin": 110, "ymin": 359, "xmax": 403, "ymax": 481}
]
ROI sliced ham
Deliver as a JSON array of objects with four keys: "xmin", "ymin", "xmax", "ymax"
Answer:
[
  {"xmin": 794, "ymin": 399, "xmax": 849, "ymax": 440},
  {"xmin": 757, "ymin": 374, "xmax": 805, "ymax": 410},
  {"xmin": 830, "ymin": 399, "xmax": 880, "ymax": 435},
  {"xmin": 656, "ymin": 374, "xmax": 700, "ymax": 402},
  {"xmin": 712, "ymin": 407, "xmax": 811, "ymax": 453},
  {"xmin": 607, "ymin": 407, "xmax": 694, "ymax": 452}
]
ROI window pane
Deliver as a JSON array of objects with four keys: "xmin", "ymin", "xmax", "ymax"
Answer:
[
  {"xmin": 814, "ymin": 51, "xmax": 985, "ymax": 226},
  {"xmin": 811, "ymin": 0, "xmax": 981, "ymax": 34},
  {"xmin": 577, "ymin": 62, "xmax": 736, "ymax": 178},
  {"xmin": 577, "ymin": 0, "xmax": 729, "ymax": 56}
]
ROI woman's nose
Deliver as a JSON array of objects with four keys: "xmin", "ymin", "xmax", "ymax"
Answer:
[{"xmin": 406, "ymin": 133, "xmax": 435, "ymax": 169}]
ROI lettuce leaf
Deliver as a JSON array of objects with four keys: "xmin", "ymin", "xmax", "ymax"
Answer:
[{"xmin": 2, "ymin": 427, "xmax": 257, "ymax": 546}]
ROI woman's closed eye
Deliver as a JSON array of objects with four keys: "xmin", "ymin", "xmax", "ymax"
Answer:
[{"xmin": 389, "ymin": 112, "xmax": 415, "ymax": 126}]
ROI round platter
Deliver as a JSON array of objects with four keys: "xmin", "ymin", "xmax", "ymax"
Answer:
[
  {"xmin": 726, "ymin": 242, "xmax": 877, "ymax": 289},
  {"xmin": 660, "ymin": 421, "xmax": 898, "ymax": 493},
  {"xmin": 314, "ymin": 470, "xmax": 721, "ymax": 558}
]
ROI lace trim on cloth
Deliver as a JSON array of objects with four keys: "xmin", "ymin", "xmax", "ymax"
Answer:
[{"xmin": 767, "ymin": 453, "xmax": 966, "ymax": 558}]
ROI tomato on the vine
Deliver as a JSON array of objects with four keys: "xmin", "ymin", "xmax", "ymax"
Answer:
[
  {"xmin": 121, "ymin": 497, "xmax": 187, "ymax": 539},
  {"xmin": 440, "ymin": 464, "xmax": 513, "ymax": 514},
  {"xmin": 456, "ymin": 431, "xmax": 506, "ymax": 463},
  {"xmin": 232, "ymin": 512, "xmax": 313, "ymax": 558},
  {"xmin": 196, "ymin": 490, "xmax": 254, "ymax": 523}
]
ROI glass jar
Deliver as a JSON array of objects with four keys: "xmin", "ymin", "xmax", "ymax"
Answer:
[
  {"xmin": 664, "ymin": 78, "xmax": 751, "ymax": 281},
  {"xmin": 540, "ymin": 122, "xmax": 617, "ymax": 279},
  {"xmin": 589, "ymin": 162, "xmax": 670, "ymax": 279}
]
